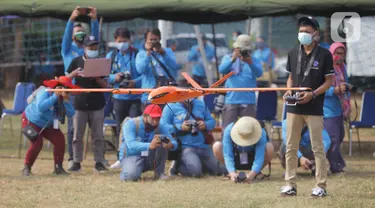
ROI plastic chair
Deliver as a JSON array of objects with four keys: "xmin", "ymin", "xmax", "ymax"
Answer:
[
  {"xmin": 256, "ymin": 91, "xmax": 278, "ymax": 121},
  {"xmin": 348, "ymin": 91, "xmax": 375, "ymax": 156},
  {"xmin": 270, "ymin": 103, "xmax": 286, "ymax": 141},
  {"xmin": 0, "ymin": 82, "xmax": 35, "ymax": 158},
  {"xmin": 203, "ymin": 94, "xmax": 218, "ymax": 113}
]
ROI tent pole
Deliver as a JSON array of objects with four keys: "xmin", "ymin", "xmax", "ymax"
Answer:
[{"xmin": 211, "ymin": 24, "xmax": 219, "ymax": 80}]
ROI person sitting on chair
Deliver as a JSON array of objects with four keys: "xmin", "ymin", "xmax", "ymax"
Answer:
[
  {"xmin": 212, "ymin": 116, "xmax": 274, "ymax": 183},
  {"xmin": 21, "ymin": 76, "xmax": 78, "ymax": 176},
  {"xmin": 278, "ymin": 119, "xmax": 331, "ymax": 175},
  {"xmin": 119, "ymin": 104, "xmax": 178, "ymax": 181}
]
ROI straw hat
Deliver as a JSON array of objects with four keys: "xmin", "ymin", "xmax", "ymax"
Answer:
[
  {"xmin": 230, "ymin": 116, "xmax": 262, "ymax": 146},
  {"xmin": 233, "ymin": 34, "xmax": 252, "ymax": 50}
]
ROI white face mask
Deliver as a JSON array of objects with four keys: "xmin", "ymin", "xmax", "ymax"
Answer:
[
  {"xmin": 86, "ymin": 49, "xmax": 99, "ymax": 58},
  {"xmin": 116, "ymin": 42, "xmax": 129, "ymax": 51}
]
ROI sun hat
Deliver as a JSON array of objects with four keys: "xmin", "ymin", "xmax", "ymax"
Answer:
[
  {"xmin": 230, "ymin": 116, "xmax": 262, "ymax": 146},
  {"xmin": 233, "ymin": 34, "xmax": 252, "ymax": 50}
]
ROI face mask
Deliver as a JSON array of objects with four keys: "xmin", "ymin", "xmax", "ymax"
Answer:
[
  {"xmin": 74, "ymin": 31, "xmax": 86, "ymax": 43},
  {"xmin": 298, "ymin": 32, "xmax": 314, "ymax": 46},
  {"xmin": 232, "ymin": 36, "xmax": 237, "ymax": 41},
  {"xmin": 86, "ymin": 50, "xmax": 99, "ymax": 58},
  {"xmin": 144, "ymin": 121, "xmax": 158, "ymax": 132},
  {"xmin": 333, "ymin": 55, "xmax": 344, "ymax": 65},
  {"xmin": 256, "ymin": 42, "xmax": 264, "ymax": 49},
  {"xmin": 117, "ymin": 42, "xmax": 129, "ymax": 51}
]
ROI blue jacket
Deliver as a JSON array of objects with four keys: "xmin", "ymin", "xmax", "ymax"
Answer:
[
  {"xmin": 135, "ymin": 48, "xmax": 179, "ymax": 103},
  {"xmin": 160, "ymin": 99, "xmax": 216, "ymax": 149},
  {"xmin": 323, "ymin": 66, "xmax": 349, "ymax": 118},
  {"xmin": 25, "ymin": 89, "xmax": 75, "ymax": 128},
  {"xmin": 223, "ymin": 122, "xmax": 267, "ymax": 174},
  {"xmin": 106, "ymin": 50, "xmax": 142, "ymax": 100},
  {"xmin": 187, "ymin": 44, "xmax": 215, "ymax": 77},
  {"xmin": 253, "ymin": 47, "xmax": 275, "ymax": 69},
  {"xmin": 61, "ymin": 20, "xmax": 99, "ymax": 73},
  {"xmin": 281, "ymin": 119, "xmax": 331, "ymax": 159},
  {"xmin": 119, "ymin": 116, "xmax": 178, "ymax": 158},
  {"xmin": 218, "ymin": 54, "xmax": 263, "ymax": 105}
]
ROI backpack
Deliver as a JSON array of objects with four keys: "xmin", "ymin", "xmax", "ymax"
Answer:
[
  {"xmin": 118, "ymin": 116, "xmax": 160, "ymax": 151},
  {"xmin": 27, "ymin": 86, "xmax": 46, "ymax": 104}
]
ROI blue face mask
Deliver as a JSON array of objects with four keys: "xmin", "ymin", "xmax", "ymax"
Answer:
[
  {"xmin": 86, "ymin": 50, "xmax": 98, "ymax": 58},
  {"xmin": 256, "ymin": 42, "xmax": 264, "ymax": 49},
  {"xmin": 117, "ymin": 42, "xmax": 129, "ymax": 51},
  {"xmin": 298, "ymin": 32, "xmax": 314, "ymax": 46}
]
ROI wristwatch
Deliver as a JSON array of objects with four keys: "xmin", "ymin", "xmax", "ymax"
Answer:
[{"xmin": 312, "ymin": 91, "xmax": 317, "ymax": 99}]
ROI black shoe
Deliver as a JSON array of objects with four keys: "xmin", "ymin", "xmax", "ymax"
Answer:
[
  {"xmin": 280, "ymin": 186, "xmax": 297, "ymax": 196},
  {"xmin": 53, "ymin": 164, "xmax": 69, "ymax": 175},
  {"xmin": 94, "ymin": 162, "xmax": 108, "ymax": 173},
  {"xmin": 68, "ymin": 162, "xmax": 81, "ymax": 172},
  {"xmin": 22, "ymin": 165, "xmax": 32, "ymax": 176}
]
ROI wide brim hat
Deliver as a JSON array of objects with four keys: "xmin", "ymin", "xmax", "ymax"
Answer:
[
  {"xmin": 43, "ymin": 76, "xmax": 80, "ymax": 89},
  {"xmin": 233, "ymin": 34, "xmax": 252, "ymax": 50},
  {"xmin": 230, "ymin": 116, "xmax": 262, "ymax": 146}
]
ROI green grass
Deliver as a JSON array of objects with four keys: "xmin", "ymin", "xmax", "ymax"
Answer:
[{"xmin": 1, "ymin": 96, "xmax": 375, "ymax": 207}]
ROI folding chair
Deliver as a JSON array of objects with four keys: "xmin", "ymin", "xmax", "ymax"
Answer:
[
  {"xmin": 256, "ymin": 91, "xmax": 278, "ymax": 122},
  {"xmin": 270, "ymin": 103, "xmax": 287, "ymax": 141},
  {"xmin": 0, "ymin": 82, "xmax": 35, "ymax": 158},
  {"xmin": 348, "ymin": 91, "xmax": 375, "ymax": 156}
]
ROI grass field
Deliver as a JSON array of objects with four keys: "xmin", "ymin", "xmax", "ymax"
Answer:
[{"xmin": 1, "ymin": 97, "xmax": 375, "ymax": 207}]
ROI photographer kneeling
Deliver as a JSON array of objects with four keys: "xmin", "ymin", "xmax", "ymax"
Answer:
[
  {"xmin": 212, "ymin": 116, "xmax": 274, "ymax": 183},
  {"xmin": 161, "ymin": 98, "xmax": 222, "ymax": 177},
  {"xmin": 21, "ymin": 76, "xmax": 78, "ymax": 176},
  {"xmin": 119, "ymin": 104, "xmax": 177, "ymax": 181}
]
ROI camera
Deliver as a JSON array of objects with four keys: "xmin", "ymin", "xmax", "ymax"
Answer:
[
  {"xmin": 213, "ymin": 94, "xmax": 225, "ymax": 114},
  {"xmin": 186, "ymin": 120, "xmax": 199, "ymax": 136},
  {"xmin": 151, "ymin": 41, "xmax": 161, "ymax": 48},
  {"xmin": 159, "ymin": 135, "xmax": 169, "ymax": 144},
  {"xmin": 240, "ymin": 50, "xmax": 251, "ymax": 58},
  {"xmin": 236, "ymin": 171, "xmax": 247, "ymax": 183},
  {"xmin": 118, "ymin": 72, "xmax": 131, "ymax": 88},
  {"xmin": 309, "ymin": 160, "xmax": 316, "ymax": 176}
]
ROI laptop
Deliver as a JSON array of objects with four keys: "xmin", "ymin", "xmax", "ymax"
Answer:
[{"xmin": 82, "ymin": 58, "xmax": 111, "ymax": 77}]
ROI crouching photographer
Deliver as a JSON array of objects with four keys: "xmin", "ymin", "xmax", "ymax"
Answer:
[
  {"xmin": 21, "ymin": 76, "xmax": 78, "ymax": 176},
  {"xmin": 212, "ymin": 117, "xmax": 274, "ymax": 183},
  {"xmin": 161, "ymin": 98, "xmax": 223, "ymax": 177},
  {"xmin": 119, "ymin": 104, "xmax": 177, "ymax": 181}
]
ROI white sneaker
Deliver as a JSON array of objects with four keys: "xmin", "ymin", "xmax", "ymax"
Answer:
[
  {"xmin": 110, "ymin": 160, "xmax": 122, "ymax": 169},
  {"xmin": 68, "ymin": 160, "xmax": 74, "ymax": 169},
  {"xmin": 280, "ymin": 186, "xmax": 297, "ymax": 196},
  {"xmin": 311, "ymin": 187, "xmax": 327, "ymax": 197}
]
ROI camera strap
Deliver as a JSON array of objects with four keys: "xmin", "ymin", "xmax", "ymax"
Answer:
[
  {"xmin": 150, "ymin": 52, "xmax": 176, "ymax": 83},
  {"xmin": 296, "ymin": 45, "xmax": 319, "ymax": 87}
]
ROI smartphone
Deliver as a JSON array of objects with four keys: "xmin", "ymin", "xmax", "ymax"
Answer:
[{"xmin": 78, "ymin": 7, "xmax": 91, "ymax": 15}]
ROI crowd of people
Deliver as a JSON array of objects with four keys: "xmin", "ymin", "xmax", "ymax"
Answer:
[{"xmin": 18, "ymin": 7, "xmax": 352, "ymax": 198}]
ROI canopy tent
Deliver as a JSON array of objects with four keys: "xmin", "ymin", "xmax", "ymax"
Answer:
[{"xmin": 1, "ymin": 1, "xmax": 375, "ymax": 24}]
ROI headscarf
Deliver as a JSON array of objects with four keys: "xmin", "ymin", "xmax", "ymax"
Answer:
[{"xmin": 329, "ymin": 42, "xmax": 351, "ymax": 119}]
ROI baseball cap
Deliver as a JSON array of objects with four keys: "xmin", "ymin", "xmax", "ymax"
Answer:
[
  {"xmin": 298, "ymin": 16, "xmax": 320, "ymax": 30},
  {"xmin": 83, "ymin": 35, "xmax": 99, "ymax": 46},
  {"xmin": 143, "ymin": 104, "xmax": 162, "ymax": 118},
  {"xmin": 43, "ymin": 76, "xmax": 80, "ymax": 89}
]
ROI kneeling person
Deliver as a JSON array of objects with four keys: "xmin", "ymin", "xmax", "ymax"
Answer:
[
  {"xmin": 161, "ymin": 98, "xmax": 222, "ymax": 177},
  {"xmin": 119, "ymin": 104, "xmax": 177, "ymax": 181},
  {"xmin": 213, "ymin": 116, "xmax": 274, "ymax": 183},
  {"xmin": 279, "ymin": 119, "xmax": 331, "ymax": 174}
]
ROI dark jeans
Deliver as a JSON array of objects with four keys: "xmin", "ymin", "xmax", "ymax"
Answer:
[
  {"xmin": 67, "ymin": 95, "xmax": 74, "ymax": 161},
  {"xmin": 324, "ymin": 116, "xmax": 346, "ymax": 173},
  {"xmin": 113, "ymin": 98, "xmax": 142, "ymax": 135}
]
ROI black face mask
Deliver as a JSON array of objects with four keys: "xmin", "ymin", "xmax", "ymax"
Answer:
[{"xmin": 145, "ymin": 121, "xmax": 158, "ymax": 132}]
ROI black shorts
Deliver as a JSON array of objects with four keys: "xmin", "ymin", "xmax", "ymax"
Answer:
[{"xmin": 234, "ymin": 151, "xmax": 255, "ymax": 170}]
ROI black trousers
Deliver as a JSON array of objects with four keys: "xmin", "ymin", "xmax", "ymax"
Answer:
[{"xmin": 113, "ymin": 98, "xmax": 142, "ymax": 136}]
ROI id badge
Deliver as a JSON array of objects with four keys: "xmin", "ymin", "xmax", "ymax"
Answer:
[
  {"xmin": 53, "ymin": 119, "xmax": 59, "ymax": 130},
  {"xmin": 239, "ymin": 152, "xmax": 249, "ymax": 165},
  {"xmin": 141, "ymin": 151, "xmax": 149, "ymax": 157}
]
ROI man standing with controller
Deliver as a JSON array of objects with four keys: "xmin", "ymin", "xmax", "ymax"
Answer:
[{"xmin": 281, "ymin": 17, "xmax": 334, "ymax": 197}]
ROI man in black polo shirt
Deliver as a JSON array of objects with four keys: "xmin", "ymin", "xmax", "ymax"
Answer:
[
  {"xmin": 280, "ymin": 17, "xmax": 334, "ymax": 197},
  {"xmin": 66, "ymin": 35, "xmax": 108, "ymax": 173}
]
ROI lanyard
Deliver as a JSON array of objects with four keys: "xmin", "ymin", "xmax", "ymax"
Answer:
[{"xmin": 296, "ymin": 45, "xmax": 319, "ymax": 87}]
